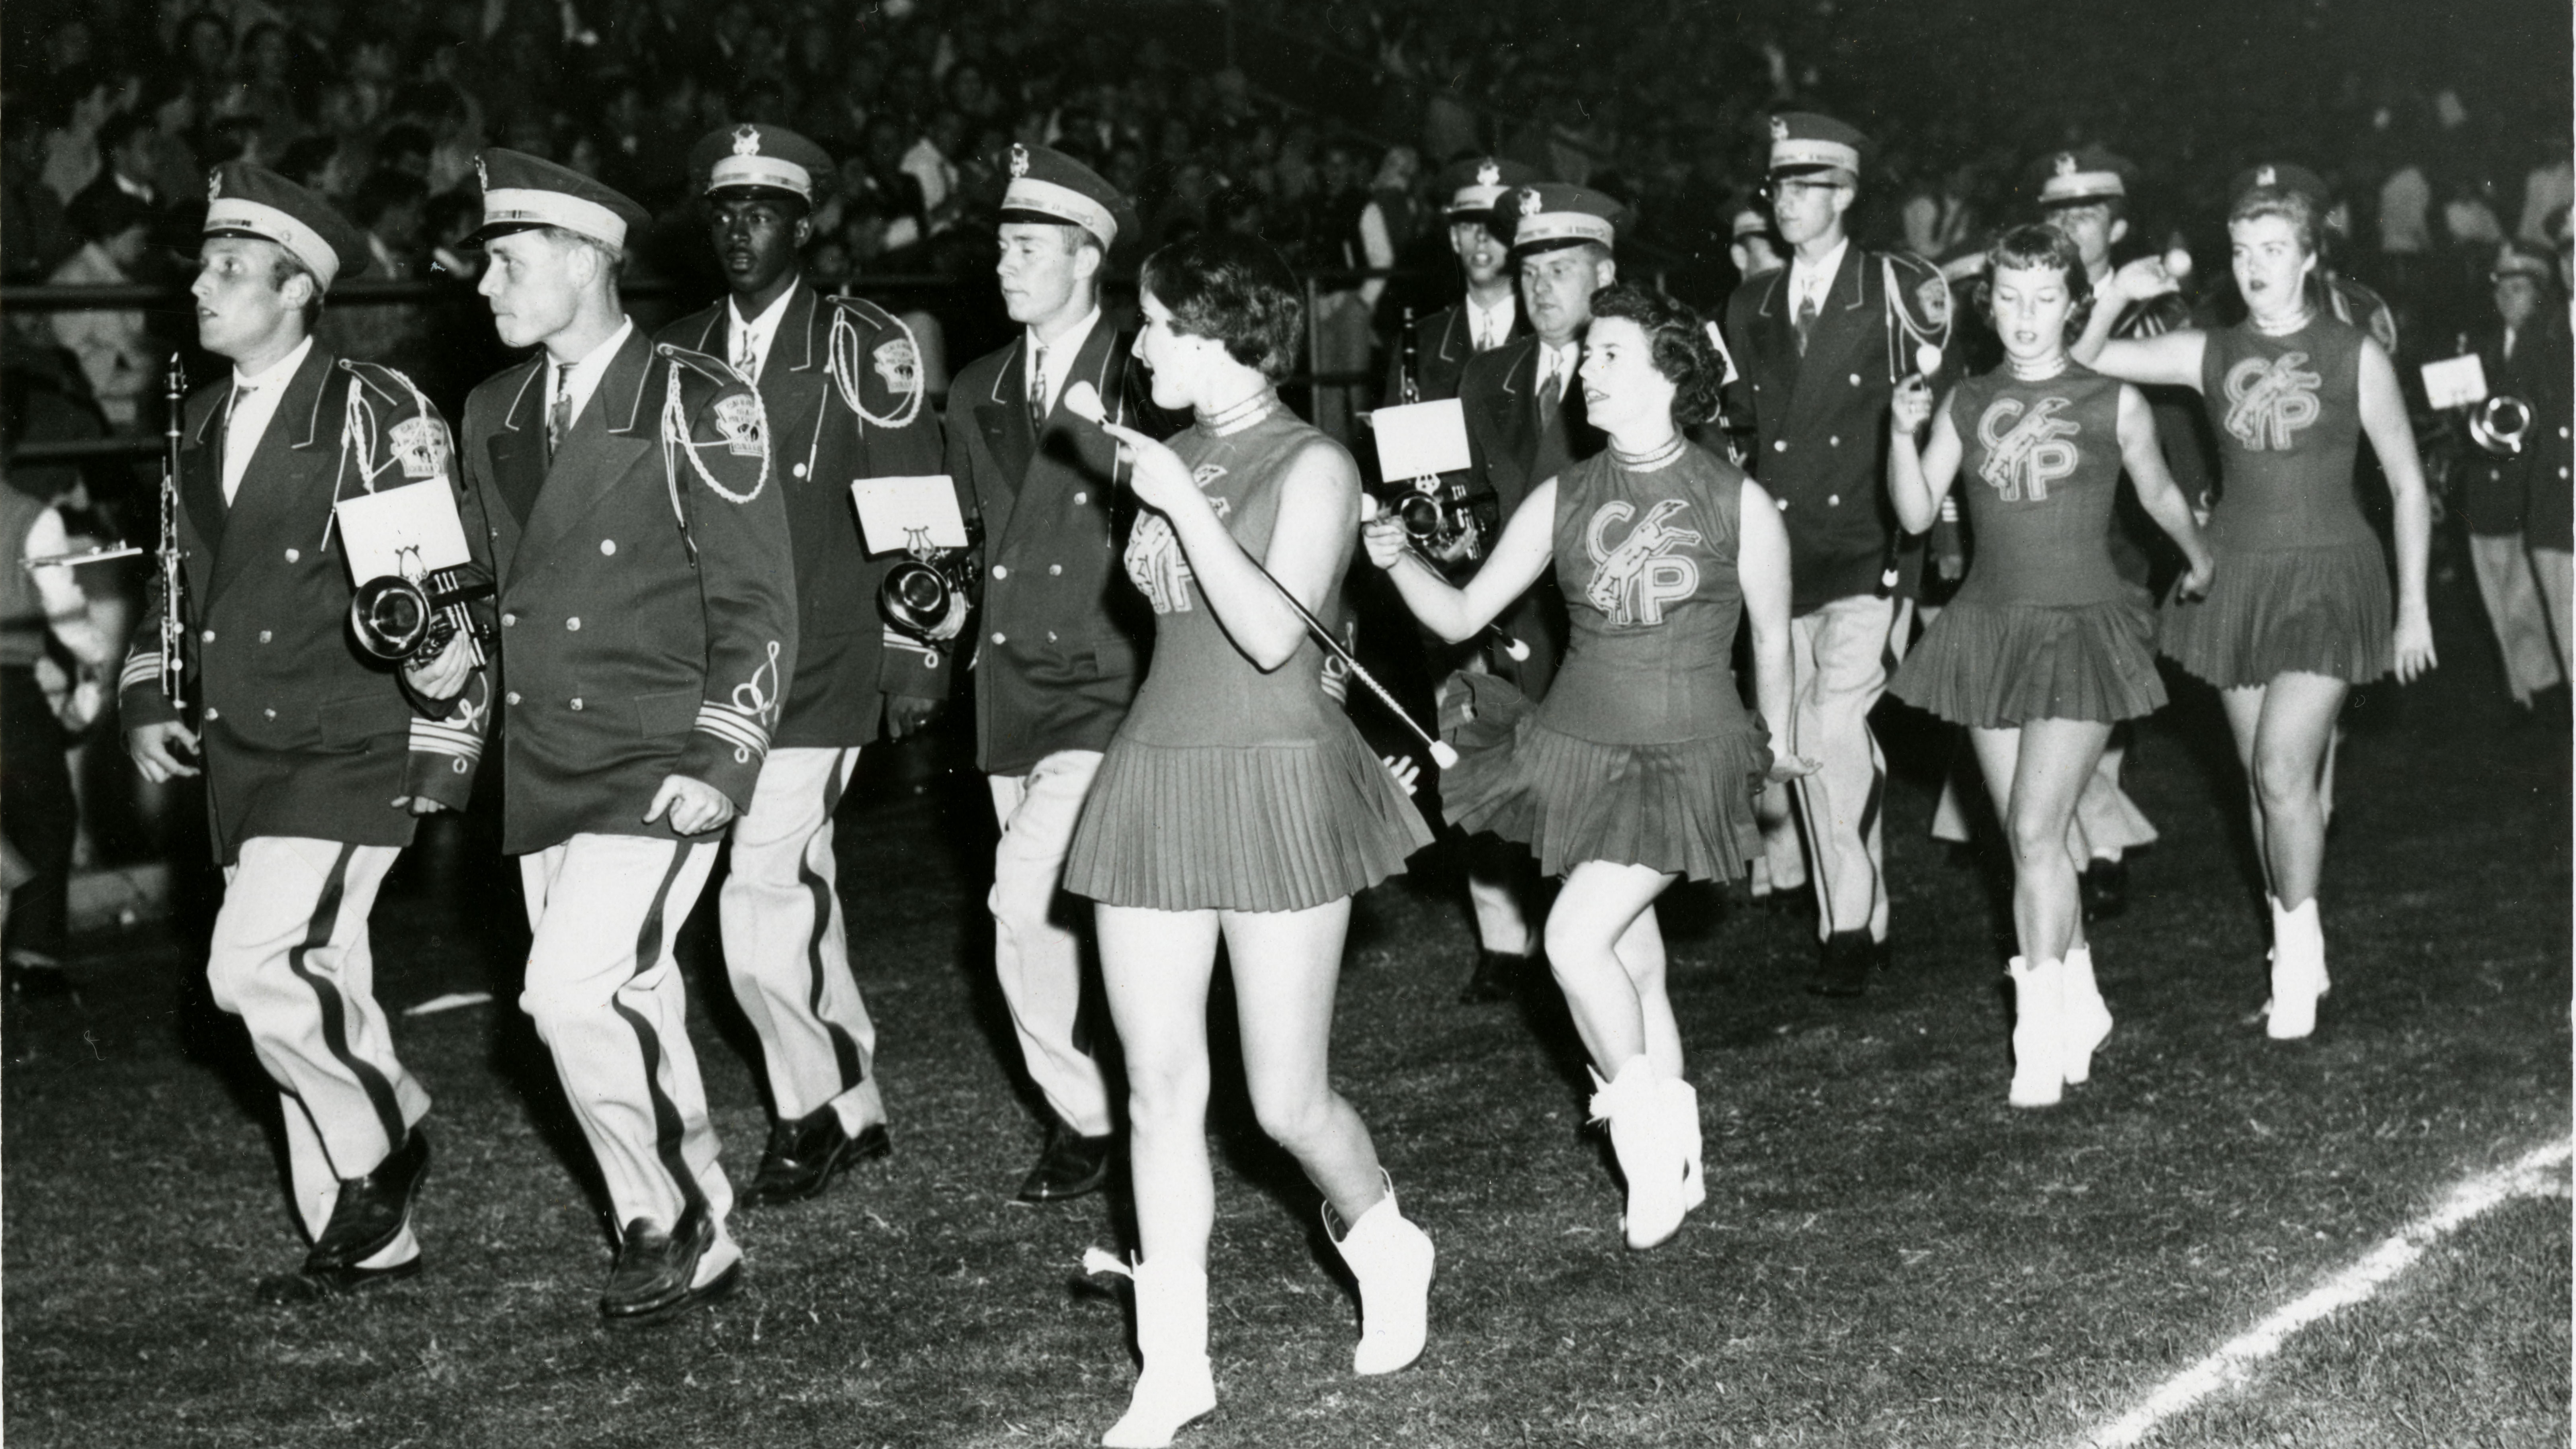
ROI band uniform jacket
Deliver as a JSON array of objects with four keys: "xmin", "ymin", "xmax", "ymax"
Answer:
[
  {"xmin": 658, "ymin": 285, "xmax": 946, "ymax": 745},
  {"xmin": 1453, "ymin": 332, "xmax": 1588, "ymax": 700},
  {"xmin": 1725, "ymin": 246, "xmax": 1952, "ymax": 615},
  {"xmin": 1384, "ymin": 300, "xmax": 1529, "ymax": 406},
  {"xmin": 2459, "ymin": 312, "xmax": 2575, "ymax": 543},
  {"xmin": 458, "ymin": 327, "xmax": 796, "ymax": 855},
  {"xmin": 942, "ymin": 321, "xmax": 1169, "ymax": 778},
  {"xmin": 118, "ymin": 346, "xmax": 491, "ymax": 864}
]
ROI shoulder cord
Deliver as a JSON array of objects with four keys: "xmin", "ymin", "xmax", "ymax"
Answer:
[
  {"xmin": 1882, "ymin": 255, "xmax": 1954, "ymax": 385},
  {"xmin": 325, "ymin": 364, "xmax": 454, "ymax": 551},
  {"xmin": 662, "ymin": 362, "xmax": 773, "ymax": 508},
  {"xmin": 824, "ymin": 299, "xmax": 927, "ymax": 434}
]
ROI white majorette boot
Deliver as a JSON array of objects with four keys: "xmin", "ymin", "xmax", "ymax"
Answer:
[
  {"xmin": 2007, "ymin": 957, "xmax": 2065, "ymax": 1108},
  {"xmin": 2266, "ymin": 896, "xmax": 2324, "ymax": 1040},
  {"xmin": 1588, "ymin": 1056, "xmax": 1687, "ymax": 1249},
  {"xmin": 1664, "ymin": 1076, "xmax": 1705, "ymax": 1213},
  {"xmin": 1324, "ymin": 1174, "xmax": 1434, "ymax": 1375},
  {"xmin": 1084, "ymin": 1250, "xmax": 1216, "ymax": 1449},
  {"xmin": 2060, "ymin": 944, "xmax": 2114, "ymax": 1086}
]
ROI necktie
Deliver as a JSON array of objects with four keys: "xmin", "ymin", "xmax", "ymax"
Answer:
[
  {"xmin": 733, "ymin": 320, "xmax": 758, "ymax": 383},
  {"xmin": 1026, "ymin": 341, "xmax": 1048, "ymax": 433},
  {"xmin": 547, "ymin": 371, "xmax": 572, "ymax": 461},
  {"xmin": 1795, "ymin": 291, "xmax": 1820, "ymax": 357},
  {"xmin": 1536, "ymin": 353, "xmax": 1564, "ymax": 424}
]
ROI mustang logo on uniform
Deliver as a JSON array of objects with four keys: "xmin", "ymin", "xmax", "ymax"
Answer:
[
  {"xmin": 1976, "ymin": 394, "xmax": 2080, "ymax": 502},
  {"xmin": 2223, "ymin": 352, "xmax": 2324, "ymax": 451},
  {"xmin": 1584, "ymin": 498, "xmax": 1702, "ymax": 627}
]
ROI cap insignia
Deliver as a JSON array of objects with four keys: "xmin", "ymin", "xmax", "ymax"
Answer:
[
  {"xmin": 2256, "ymin": 164, "xmax": 2277, "ymax": 186},
  {"xmin": 732, "ymin": 124, "xmax": 760, "ymax": 157},
  {"xmin": 1476, "ymin": 161, "xmax": 1499, "ymax": 187},
  {"xmin": 474, "ymin": 155, "xmax": 490, "ymax": 192},
  {"xmin": 2054, "ymin": 153, "xmax": 2079, "ymax": 176},
  {"xmin": 1769, "ymin": 116, "xmax": 1790, "ymax": 142},
  {"xmin": 1519, "ymin": 189, "xmax": 1543, "ymax": 217},
  {"xmin": 207, "ymin": 169, "xmax": 222, "ymax": 202},
  {"xmin": 1009, "ymin": 144, "xmax": 1029, "ymax": 179}
]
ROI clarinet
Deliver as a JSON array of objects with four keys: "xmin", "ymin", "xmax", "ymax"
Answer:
[
  {"xmin": 1396, "ymin": 307, "xmax": 1421, "ymax": 405},
  {"xmin": 156, "ymin": 354, "xmax": 186, "ymax": 700}
]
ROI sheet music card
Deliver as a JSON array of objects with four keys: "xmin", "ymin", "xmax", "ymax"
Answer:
[
  {"xmin": 336, "ymin": 480, "xmax": 473, "ymax": 584},
  {"xmin": 2421, "ymin": 353, "xmax": 2490, "ymax": 411},
  {"xmin": 851, "ymin": 475, "xmax": 970, "ymax": 556},
  {"xmin": 1372, "ymin": 399, "xmax": 1472, "ymax": 481}
]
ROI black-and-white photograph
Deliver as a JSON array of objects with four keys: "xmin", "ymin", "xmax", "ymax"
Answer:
[{"xmin": 0, "ymin": 0, "xmax": 2567, "ymax": 1444}]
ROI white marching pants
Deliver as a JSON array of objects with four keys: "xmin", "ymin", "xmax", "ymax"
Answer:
[
  {"xmin": 210, "ymin": 836, "xmax": 427, "ymax": 1242},
  {"xmin": 987, "ymin": 750, "xmax": 1114, "ymax": 1139},
  {"xmin": 1785, "ymin": 594, "xmax": 1910, "ymax": 941},
  {"xmin": 520, "ymin": 834, "xmax": 733, "ymax": 1253},
  {"xmin": 2469, "ymin": 532, "xmax": 2565, "ymax": 704},
  {"xmin": 2534, "ymin": 546, "xmax": 2575, "ymax": 682},
  {"xmin": 719, "ymin": 746, "xmax": 886, "ymax": 1134}
]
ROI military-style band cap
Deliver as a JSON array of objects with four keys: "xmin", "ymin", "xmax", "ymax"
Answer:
[
  {"xmin": 2228, "ymin": 161, "xmax": 2332, "ymax": 211},
  {"xmin": 203, "ymin": 163, "xmax": 368, "ymax": 289},
  {"xmin": 2492, "ymin": 244, "xmax": 2553, "ymax": 282},
  {"xmin": 1435, "ymin": 156, "xmax": 1540, "ymax": 216},
  {"xmin": 1507, "ymin": 183, "xmax": 1620, "ymax": 252},
  {"xmin": 693, "ymin": 123, "xmax": 831, "ymax": 202},
  {"xmin": 999, "ymin": 143, "xmax": 1122, "ymax": 250},
  {"xmin": 473, "ymin": 147, "xmax": 650, "ymax": 250},
  {"xmin": 2036, "ymin": 145, "xmax": 2136, "ymax": 206},
  {"xmin": 1768, "ymin": 112, "xmax": 1867, "ymax": 178}
]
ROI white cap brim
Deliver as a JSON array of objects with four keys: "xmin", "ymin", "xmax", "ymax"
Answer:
[
  {"xmin": 204, "ymin": 198, "xmax": 342, "ymax": 288},
  {"xmin": 1001, "ymin": 176, "xmax": 1117, "ymax": 248},
  {"xmin": 1769, "ymin": 139, "xmax": 1860, "ymax": 176},
  {"xmin": 481, "ymin": 187, "xmax": 628, "ymax": 249},
  {"xmin": 1448, "ymin": 183, "xmax": 1508, "ymax": 214},
  {"xmin": 2040, "ymin": 170, "xmax": 2126, "ymax": 204},
  {"xmin": 1513, "ymin": 212, "xmax": 1615, "ymax": 249},
  {"xmin": 708, "ymin": 155, "xmax": 813, "ymax": 200}
]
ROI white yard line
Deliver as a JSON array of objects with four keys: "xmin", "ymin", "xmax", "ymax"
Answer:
[{"xmin": 2083, "ymin": 1134, "xmax": 2574, "ymax": 1449}]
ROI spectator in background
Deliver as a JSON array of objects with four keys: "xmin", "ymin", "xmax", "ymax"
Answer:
[
  {"xmin": 3, "ymin": 105, "xmax": 74, "ymax": 282},
  {"xmin": 47, "ymin": 186, "xmax": 160, "ymax": 429},
  {"xmin": 39, "ymin": 71, "xmax": 122, "ymax": 205},
  {"xmin": 77, "ymin": 111, "xmax": 167, "ymax": 211},
  {"xmin": 2519, "ymin": 147, "xmax": 2575, "ymax": 248}
]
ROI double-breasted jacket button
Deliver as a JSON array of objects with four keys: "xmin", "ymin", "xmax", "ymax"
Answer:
[
  {"xmin": 569, "ymin": 698, "xmax": 583, "ymax": 710},
  {"xmin": 263, "ymin": 708, "xmax": 276, "ymax": 719},
  {"xmin": 203, "ymin": 706, "xmax": 220, "ymax": 721},
  {"xmin": 1828, "ymin": 495, "xmax": 1841, "ymax": 506},
  {"xmin": 284, "ymin": 548, "xmax": 300, "ymax": 563},
  {"xmin": 992, "ymin": 632, "xmax": 1007, "ymax": 645},
  {"xmin": 1828, "ymin": 436, "xmax": 1841, "ymax": 447},
  {"xmin": 503, "ymin": 613, "xmax": 517, "ymax": 627},
  {"xmin": 600, "ymin": 539, "xmax": 617, "ymax": 555},
  {"xmin": 1849, "ymin": 373, "xmax": 1862, "ymax": 386},
  {"xmin": 1773, "ymin": 440, "xmax": 1788, "ymax": 453},
  {"xmin": 201, "ymin": 629, "xmax": 216, "ymax": 643},
  {"xmin": 258, "ymin": 630, "xmax": 272, "ymax": 643},
  {"xmin": 1073, "ymin": 491, "xmax": 1088, "ymax": 505},
  {"xmin": 1049, "ymin": 564, "xmax": 1063, "ymax": 576},
  {"xmin": 791, "ymin": 462, "xmax": 807, "ymax": 479},
  {"xmin": 505, "ymin": 691, "xmax": 522, "ymax": 706},
  {"xmin": 993, "ymin": 565, "xmax": 1009, "ymax": 579},
  {"xmin": 566, "ymin": 617, "xmax": 581, "ymax": 631}
]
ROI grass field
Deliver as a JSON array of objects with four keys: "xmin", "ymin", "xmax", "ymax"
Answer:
[{"xmin": 5, "ymin": 583, "xmax": 2567, "ymax": 1448}]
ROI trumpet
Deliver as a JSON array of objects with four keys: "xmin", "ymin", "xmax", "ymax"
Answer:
[
  {"xmin": 2469, "ymin": 393, "xmax": 2534, "ymax": 456},
  {"xmin": 878, "ymin": 528, "xmax": 970, "ymax": 644},
  {"xmin": 1380, "ymin": 309, "xmax": 1489, "ymax": 568},
  {"xmin": 350, "ymin": 546, "xmax": 494, "ymax": 667},
  {"xmin": 156, "ymin": 354, "xmax": 186, "ymax": 699}
]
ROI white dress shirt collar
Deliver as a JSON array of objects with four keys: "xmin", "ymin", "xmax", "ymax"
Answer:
[
  {"xmin": 1468, "ymin": 291, "xmax": 1517, "ymax": 351},
  {"xmin": 1788, "ymin": 237, "xmax": 1851, "ymax": 316},
  {"xmin": 1026, "ymin": 305, "xmax": 1102, "ymax": 419},
  {"xmin": 221, "ymin": 335, "xmax": 315, "ymax": 505},
  {"xmin": 726, "ymin": 285, "xmax": 799, "ymax": 384},
  {"xmin": 1536, "ymin": 336, "xmax": 1579, "ymax": 395},
  {"xmin": 547, "ymin": 317, "xmax": 635, "ymax": 432}
]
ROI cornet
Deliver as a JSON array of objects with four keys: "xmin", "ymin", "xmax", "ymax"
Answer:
[
  {"xmin": 350, "ymin": 546, "xmax": 494, "ymax": 667},
  {"xmin": 2469, "ymin": 393, "xmax": 2533, "ymax": 456}
]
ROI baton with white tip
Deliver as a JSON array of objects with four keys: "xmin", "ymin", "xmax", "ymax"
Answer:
[{"xmin": 1063, "ymin": 381, "xmax": 1460, "ymax": 770}]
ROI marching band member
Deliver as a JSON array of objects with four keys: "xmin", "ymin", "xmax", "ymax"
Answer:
[
  {"xmin": 942, "ymin": 145, "xmax": 1162, "ymax": 1205},
  {"xmin": 1440, "ymin": 182, "xmax": 1621, "ymax": 1003},
  {"xmin": 1382, "ymin": 156, "xmax": 1538, "ymax": 405},
  {"xmin": 2077, "ymin": 166, "xmax": 2437, "ymax": 1042},
  {"xmin": 1367, "ymin": 283, "xmax": 1798, "ymax": 1246},
  {"xmin": 1724, "ymin": 113, "xmax": 1953, "ymax": 997},
  {"xmin": 457, "ymin": 149, "xmax": 795, "ymax": 1322},
  {"xmin": 1887, "ymin": 225, "xmax": 2213, "ymax": 1107},
  {"xmin": 120, "ymin": 163, "xmax": 489, "ymax": 1303},
  {"xmin": 2453, "ymin": 242, "xmax": 2570, "ymax": 722},
  {"xmin": 1066, "ymin": 234, "xmax": 1436, "ymax": 1447},
  {"xmin": 657, "ymin": 123, "xmax": 944, "ymax": 1207}
]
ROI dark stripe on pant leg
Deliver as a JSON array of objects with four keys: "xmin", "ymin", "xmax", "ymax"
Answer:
[
  {"xmin": 608, "ymin": 841, "xmax": 709, "ymax": 1220},
  {"xmin": 801, "ymin": 755, "xmax": 866, "ymax": 1092},
  {"xmin": 1857, "ymin": 739, "xmax": 1888, "ymax": 933},
  {"xmin": 279, "ymin": 841, "xmax": 408, "ymax": 1159}
]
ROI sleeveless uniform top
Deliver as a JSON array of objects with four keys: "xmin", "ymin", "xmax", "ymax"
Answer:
[
  {"xmin": 1947, "ymin": 365, "xmax": 2132, "ymax": 608},
  {"xmin": 1538, "ymin": 442, "xmax": 1753, "ymax": 745},
  {"xmin": 1116, "ymin": 408, "xmax": 1352, "ymax": 748},
  {"xmin": 2199, "ymin": 315, "xmax": 2374, "ymax": 553}
]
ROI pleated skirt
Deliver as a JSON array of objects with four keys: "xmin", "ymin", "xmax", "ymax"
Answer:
[
  {"xmin": 2158, "ymin": 540, "xmax": 2393, "ymax": 688},
  {"xmin": 1064, "ymin": 724, "xmax": 1434, "ymax": 913},
  {"xmin": 1892, "ymin": 594, "xmax": 2167, "ymax": 727},
  {"xmin": 1440, "ymin": 684, "xmax": 1770, "ymax": 883}
]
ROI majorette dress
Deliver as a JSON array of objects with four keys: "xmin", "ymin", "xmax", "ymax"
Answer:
[
  {"xmin": 1437, "ymin": 439, "xmax": 1771, "ymax": 882},
  {"xmin": 1064, "ymin": 402, "xmax": 1433, "ymax": 913},
  {"xmin": 1892, "ymin": 365, "xmax": 2167, "ymax": 726},
  {"xmin": 2158, "ymin": 314, "xmax": 2392, "ymax": 686}
]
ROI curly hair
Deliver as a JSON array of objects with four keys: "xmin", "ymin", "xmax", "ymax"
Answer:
[
  {"xmin": 1585, "ymin": 282, "xmax": 1726, "ymax": 424},
  {"xmin": 1139, "ymin": 233, "xmax": 1304, "ymax": 381},
  {"xmin": 2228, "ymin": 184, "xmax": 2318, "ymax": 254},
  {"xmin": 1974, "ymin": 223, "xmax": 2095, "ymax": 343}
]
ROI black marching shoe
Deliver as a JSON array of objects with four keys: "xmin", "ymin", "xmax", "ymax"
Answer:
[
  {"xmin": 743, "ymin": 1109, "xmax": 891, "ymax": 1207},
  {"xmin": 1014, "ymin": 1123, "xmax": 1116, "ymax": 1204},
  {"xmin": 600, "ymin": 1205, "xmax": 740, "ymax": 1326},
  {"xmin": 306, "ymin": 1128, "xmax": 432, "ymax": 1272},
  {"xmin": 1806, "ymin": 931, "xmax": 1872, "ymax": 998},
  {"xmin": 2080, "ymin": 857, "xmax": 2129, "ymax": 921},
  {"xmin": 256, "ymin": 1255, "xmax": 422, "ymax": 1305},
  {"xmin": 1457, "ymin": 948, "xmax": 1532, "ymax": 1004}
]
